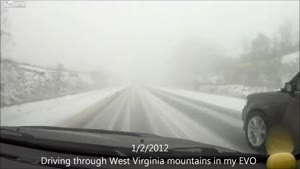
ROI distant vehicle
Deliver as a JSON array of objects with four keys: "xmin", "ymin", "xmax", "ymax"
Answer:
[{"xmin": 242, "ymin": 72, "xmax": 300, "ymax": 152}]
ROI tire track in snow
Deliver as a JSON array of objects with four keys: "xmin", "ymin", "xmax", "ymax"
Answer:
[
  {"xmin": 147, "ymin": 87, "xmax": 253, "ymax": 153},
  {"xmin": 83, "ymin": 89, "xmax": 129, "ymax": 129},
  {"xmin": 142, "ymin": 88, "xmax": 237, "ymax": 149},
  {"xmin": 68, "ymin": 86, "xmax": 253, "ymax": 153}
]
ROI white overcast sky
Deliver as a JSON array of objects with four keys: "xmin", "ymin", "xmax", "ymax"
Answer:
[{"xmin": 2, "ymin": 1, "xmax": 299, "ymax": 80}]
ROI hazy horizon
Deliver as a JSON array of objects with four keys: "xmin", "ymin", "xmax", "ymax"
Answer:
[{"xmin": 1, "ymin": 1, "xmax": 299, "ymax": 82}]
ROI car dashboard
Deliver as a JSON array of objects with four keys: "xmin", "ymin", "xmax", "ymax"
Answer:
[{"xmin": 0, "ymin": 142, "xmax": 272, "ymax": 169}]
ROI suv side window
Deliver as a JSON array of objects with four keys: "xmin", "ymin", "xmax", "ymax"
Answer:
[
  {"xmin": 296, "ymin": 78, "xmax": 300, "ymax": 91},
  {"xmin": 290, "ymin": 73, "xmax": 300, "ymax": 91}
]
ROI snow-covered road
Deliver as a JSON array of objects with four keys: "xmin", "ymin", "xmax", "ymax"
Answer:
[{"xmin": 1, "ymin": 86, "xmax": 254, "ymax": 153}]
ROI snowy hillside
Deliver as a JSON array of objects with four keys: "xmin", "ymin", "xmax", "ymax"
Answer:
[
  {"xmin": 1, "ymin": 87, "xmax": 125, "ymax": 126},
  {"xmin": 195, "ymin": 51, "xmax": 299, "ymax": 98},
  {"xmin": 1, "ymin": 60, "xmax": 106, "ymax": 107},
  {"xmin": 281, "ymin": 51, "xmax": 299, "ymax": 65}
]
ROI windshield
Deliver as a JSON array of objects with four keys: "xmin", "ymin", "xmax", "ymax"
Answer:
[{"xmin": 1, "ymin": 0, "xmax": 299, "ymax": 158}]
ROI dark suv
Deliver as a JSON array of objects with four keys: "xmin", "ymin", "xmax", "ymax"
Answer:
[{"xmin": 242, "ymin": 72, "xmax": 299, "ymax": 152}]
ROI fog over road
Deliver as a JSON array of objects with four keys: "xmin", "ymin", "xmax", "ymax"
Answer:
[
  {"xmin": 62, "ymin": 86, "xmax": 253, "ymax": 153},
  {"xmin": 1, "ymin": 86, "xmax": 254, "ymax": 153}
]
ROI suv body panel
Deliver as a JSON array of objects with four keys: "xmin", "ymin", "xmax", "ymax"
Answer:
[{"xmin": 242, "ymin": 72, "xmax": 299, "ymax": 151}]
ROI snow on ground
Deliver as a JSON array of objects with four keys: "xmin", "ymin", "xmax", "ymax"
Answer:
[
  {"xmin": 197, "ymin": 85, "xmax": 276, "ymax": 99},
  {"xmin": 19, "ymin": 65, "xmax": 49, "ymax": 73},
  {"xmin": 1, "ymin": 86, "xmax": 254, "ymax": 152},
  {"xmin": 155, "ymin": 87, "xmax": 246, "ymax": 113},
  {"xmin": 281, "ymin": 51, "xmax": 299, "ymax": 65},
  {"xmin": 140, "ymin": 89, "xmax": 238, "ymax": 149},
  {"xmin": 0, "ymin": 87, "xmax": 125, "ymax": 126}
]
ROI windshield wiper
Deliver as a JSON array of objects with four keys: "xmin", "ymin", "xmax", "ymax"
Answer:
[
  {"xmin": 0, "ymin": 127, "xmax": 129, "ymax": 157},
  {"xmin": 0, "ymin": 127, "xmax": 175, "ymax": 159},
  {"xmin": 1, "ymin": 127, "xmax": 35, "ymax": 138},
  {"xmin": 0, "ymin": 127, "xmax": 275, "ymax": 162}
]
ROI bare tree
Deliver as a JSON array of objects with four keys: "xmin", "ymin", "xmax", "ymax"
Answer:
[
  {"xmin": 1, "ymin": 8, "xmax": 15, "ymax": 58},
  {"xmin": 276, "ymin": 21, "xmax": 295, "ymax": 55},
  {"xmin": 249, "ymin": 33, "xmax": 272, "ymax": 58}
]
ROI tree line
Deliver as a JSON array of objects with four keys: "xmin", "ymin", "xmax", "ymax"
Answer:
[{"xmin": 219, "ymin": 21, "xmax": 299, "ymax": 88}]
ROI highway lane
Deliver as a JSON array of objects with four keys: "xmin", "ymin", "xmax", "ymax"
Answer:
[{"xmin": 68, "ymin": 86, "xmax": 254, "ymax": 153}]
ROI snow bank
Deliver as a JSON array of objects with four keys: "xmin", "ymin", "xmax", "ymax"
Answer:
[
  {"xmin": 0, "ymin": 87, "xmax": 125, "ymax": 126},
  {"xmin": 197, "ymin": 85, "xmax": 276, "ymax": 99},
  {"xmin": 19, "ymin": 65, "xmax": 49, "ymax": 73},
  {"xmin": 156, "ymin": 87, "xmax": 246, "ymax": 113}
]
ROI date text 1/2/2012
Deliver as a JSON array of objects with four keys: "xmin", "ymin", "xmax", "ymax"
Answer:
[{"xmin": 132, "ymin": 144, "xmax": 169, "ymax": 153}]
